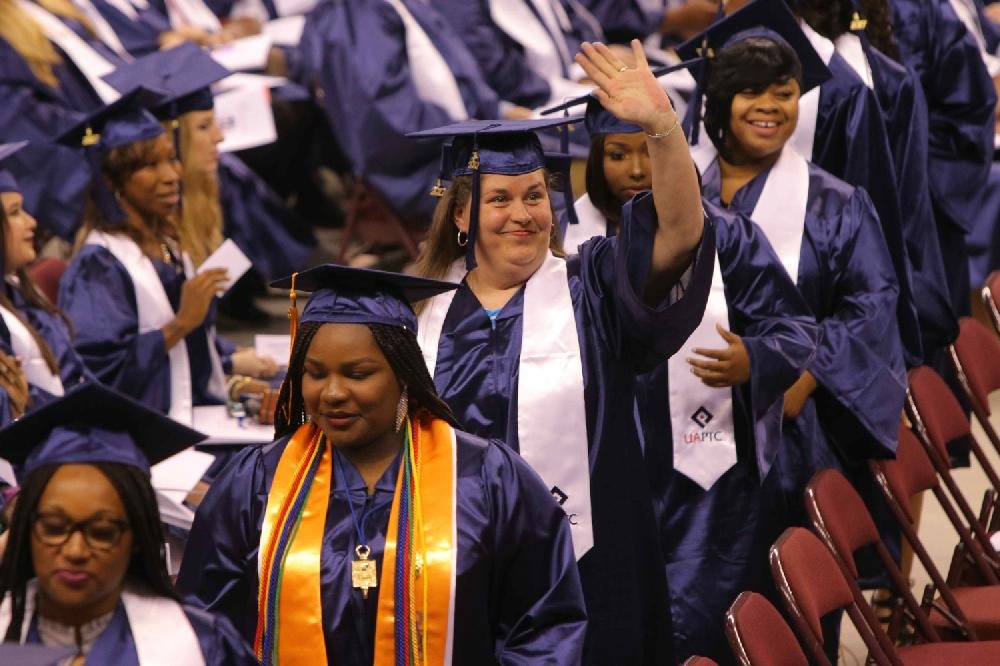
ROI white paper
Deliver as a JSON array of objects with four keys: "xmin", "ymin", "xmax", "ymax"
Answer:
[
  {"xmin": 156, "ymin": 490, "xmax": 196, "ymax": 531},
  {"xmin": 210, "ymin": 33, "xmax": 272, "ymax": 72},
  {"xmin": 215, "ymin": 83, "xmax": 277, "ymax": 152},
  {"xmin": 255, "ymin": 334, "xmax": 291, "ymax": 366},
  {"xmin": 193, "ymin": 404, "xmax": 275, "ymax": 445},
  {"xmin": 198, "ymin": 239, "xmax": 252, "ymax": 292},
  {"xmin": 263, "ymin": 15, "xmax": 305, "ymax": 46},
  {"xmin": 274, "ymin": 0, "xmax": 316, "ymax": 17},
  {"xmin": 0, "ymin": 458, "xmax": 14, "ymax": 486},
  {"xmin": 216, "ymin": 72, "xmax": 288, "ymax": 92},
  {"xmin": 151, "ymin": 448, "xmax": 215, "ymax": 504}
]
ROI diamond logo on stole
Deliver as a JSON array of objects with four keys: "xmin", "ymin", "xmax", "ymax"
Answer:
[
  {"xmin": 550, "ymin": 486, "xmax": 569, "ymax": 506},
  {"xmin": 691, "ymin": 406, "xmax": 714, "ymax": 429}
]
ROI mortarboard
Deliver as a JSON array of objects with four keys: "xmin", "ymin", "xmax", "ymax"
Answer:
[
  {"xmin": 0, "ymin": 644, "xmax": 76, "ymax": 666},
  {"xmin": 674, "ymin": 0, "xmax": 832, "ymax": 144},
  {"xmin": 408, "ymin": 117, "xmax": 582, "ymax": 269},
  {"xmin": 0, "ymin": 382, "xmax": 207, "ymax": 476},
  {"xmin": 55, "ymin": 87, "xmax": 167, "ymax": 226},
  {"xmin": 0, "ymin": 140, "xmax": 29, "ymax": 195},
  {"xmin": 271, "ymin": 264, "xmax": 458, "ymax": 334}
]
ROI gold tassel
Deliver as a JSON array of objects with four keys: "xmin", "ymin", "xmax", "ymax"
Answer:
[
  {"xmin": 429, "ymin": 179, "xmax": 446, "ymax": 197},
  {"xmin": 467, "ymin": 150, "xmax": 480, "ymax": 171},
  {"xmin": 850, "ymin": 12, "xmax": 868, "ymax": 31},
  {"xmin": 81, "ymin": 127, "xmax": 100, "ymax": 147}
]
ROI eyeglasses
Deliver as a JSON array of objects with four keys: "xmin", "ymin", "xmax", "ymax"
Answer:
[{"xmin": 31, "ymin": 512, "xmax": 130, "ymax": 551}]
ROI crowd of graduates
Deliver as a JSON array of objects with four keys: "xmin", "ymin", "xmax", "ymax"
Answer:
[{"xmin": 0, "ymin": 0, "xmax": 998, "ymax": 664}]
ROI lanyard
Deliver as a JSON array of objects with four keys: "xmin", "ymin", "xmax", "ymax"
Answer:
[{"xmin": 334, "ymin": 450, "xmax": 392, "ymax": 598}]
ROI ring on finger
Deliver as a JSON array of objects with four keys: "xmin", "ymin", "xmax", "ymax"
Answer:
[{"xmin": 617, "ymin": 65, "xmax": 628, "ymax": 72}]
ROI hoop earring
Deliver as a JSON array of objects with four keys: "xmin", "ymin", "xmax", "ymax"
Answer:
[
  {"xmin": 456, "ymin": 230, "xmax": 469, "ymax": 247},
  {"xmin": 394, "ymin": 385, "xmax": 409, "ymax": 433}
]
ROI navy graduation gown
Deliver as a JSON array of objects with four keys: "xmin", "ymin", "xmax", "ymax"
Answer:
[
  {"xmin": 702, "ymin": 159, "xmax": 906, "ymax": 560},
  {"xmin": 890, "ymin": 0, "xmax": 996, "ymax": 310},
  {"xmin": 176, "ymin": 430, "xmax": 588, "ymax": 664},
  {"xmin": 0, "ymin": 284, "xmax": 93, "ymax": 428},
  {"xmin": 635, "ymin": 203, "xmax": 818, "ymax": 662},
  {"xmin": 58, "ymin": 244, "xmax": 227, "ymax": 414},
  {"xmin": 428, "ymin": 0, "xmax": 601, "ymax": 108},
  {"xmin": 427, "ymin": 195, "xmax": 715, "ymax": 664},
  {"xmin": 577, "ymin": 0, "xmax": 660, "ymax": 43},
  {"xmin": 87, "ymin": 0, "xmax": 171, "ymax": 57},
  {"xmin": 810, "ymin": 52, "xmax": 922, "ymax": 367},
  {"xmin": 218, "ymin": 154, "xmax": 314, "ymax": 281},
  {"xmin": 21, "ymin": 597, "xmax": 255, "ymax": 665},
  {"xmin": 298, "ymin": 0, "xmax": 501, "ymax": 220}
]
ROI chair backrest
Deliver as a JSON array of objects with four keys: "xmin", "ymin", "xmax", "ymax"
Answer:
[
  {"xmin": 983, "ymin": 270, "xmax": 1000, "ymax": 335},
  {"xmin": 681, "ymin": 657, "xmax": 720, "ymax": 666},
  {"xmin": 725, "ymin": 591, "xmax": 808, "ymax": 666},
  {"xmin": 907, "ymin": 366, "xmax": 971, "ymax": 459},
  {"xmin": 26, "ymin": 257, "xmax": 67, "ymax": 306},
  {"xmin": 953, "ymin": 317, "xmax": 1000, "ymax": 416},
  {"xmin": 878, "ymin": 427, "xmax": 940, "ymax": 522}
]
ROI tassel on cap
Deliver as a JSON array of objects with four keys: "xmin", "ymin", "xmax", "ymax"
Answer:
[{"xmin": 81, "ymin": 127, "xmax": 100, "ymax": 147}]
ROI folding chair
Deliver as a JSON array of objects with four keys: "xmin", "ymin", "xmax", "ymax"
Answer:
[
  {"xmin": 771, "ymin": 527, "xmax": 1000, "ymax": 664},
  {"xmin": 26, "ymin": 257, "xmax": 67, "ymax": 305},
  {"xmin": 906, "ymin": 367, "xmax": 1000, "ymax": 564},
  {"xmin": 951, "ymin": 318, "xmax": 1000, "ymax": 472},
  {"xmin": 681, "ymin": 658, "xmax": 719, "ymax": 666},
  {"xmin": 725, "ymin": 591, "xmax": 808, "ymax": 666},
  {"xmin": 982, "ymin": 270, "xmax": 1000, "ymax": 335}
]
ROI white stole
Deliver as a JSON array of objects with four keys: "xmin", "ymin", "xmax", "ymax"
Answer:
[
  {"xmin": 385, "ymin": 0, "xmax": 469, "ymax": 121},
  {"xmin": 15, "ymin": 0, "xmax": 121, "ymax": 104},
  {"xmin": 0, "ymin": 581, "xmax": 206, "ymax": 666},
  {"xmin": 564, "ymin": 193, "xmax": 609, "ymax": 252},
  {"xmin": 163, "ymin": 0, "xmax": 221, "ymax": 32},
  {"xmin": 0, "ymin": 305, "xmax": 64, "ymax": 397},
  {"xmin": 751, "ymin": 146, "xmax": 810, "ymax": 282},
  {"xmin": 668, "ymin": 248, "xmax": 736, "ymax": 489},
  {"xmin": 85, "ymin": 231, "xmax": 225, "ymax": 426},
  {"xmin": 418, "ymin": 253, "xmax": 594, "ymax": 561},
  {"xmin": 789, "ymin": 20, "xmax": 836, "ymax": 162},
  {"xmin": 834, "ymin": 33, "xmax": 874, "ymax": 90}
]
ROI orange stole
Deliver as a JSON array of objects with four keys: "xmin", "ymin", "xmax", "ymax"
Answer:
[
  {"xmin": 373, "ymin": 414, "xmax": 457, "ymax": 665},
  {"xmin": 257, "ymin": 424, "xmax": 331, "ymax": 664}
]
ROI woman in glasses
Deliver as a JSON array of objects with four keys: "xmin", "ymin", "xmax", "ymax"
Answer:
[{"xmin": 0, "ymin": 383, "xmax": 254, "ymax": 664}]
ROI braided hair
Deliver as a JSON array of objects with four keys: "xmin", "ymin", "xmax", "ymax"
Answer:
[
  {"xmin": 0, "ymin": 462, "xmax": 178, "ymax": 642},
  {"xmin": 796, "ymin": 0, "xmax": 900, "ymax": 62},
  {"xmin": 275, "ymin": 321, "xmax": 459, "ymax": 437}
]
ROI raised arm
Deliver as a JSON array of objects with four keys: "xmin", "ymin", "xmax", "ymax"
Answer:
[{"xmin": 575, "ymin": 40, "xmax": 705, "ymax": 301}]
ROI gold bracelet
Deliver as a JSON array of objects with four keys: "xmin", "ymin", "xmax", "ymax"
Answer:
[{"xmin": 646, "ymin": 116, "xmax": 681, "ymax": 139}]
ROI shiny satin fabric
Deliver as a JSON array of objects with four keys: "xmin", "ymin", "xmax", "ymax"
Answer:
[
  {"xmin": 85, "ymin": 0, "xmax": 170, "ymax": 57},
  {"xmin": 968, "ymin": 162, "xmax": 1000, "ymax": 287},
  {"xmin": 578, "ymin": 0, "xmax": 662, "ymax": 43},
  {"xmin": 177, "ymin": 429, "xmax": 586, "ymax": 665},
  {"xmin": 16, "ymin": 595, "xmax": 254, "ymax": 664},
  {"xmin": 427, "ymin": 194, "xmax": 715, "ymax": 665},
  {"xmin": 636, "ymin": 203, "xmax": 818, "ymax": 662},
  {"xmin": 58, "ymin": 245, "xmax": 227, "ymax": 415},
  {"xmin": 0, "ymin": 284, "xmax": 94, "ymax": 429},
  {"xmin": 703, "ymin": 158, "xmax": 906, "ymax": 570},
  {"xmin": 297, "ymin": 0, "xmax": 501, "ymax": 220}
]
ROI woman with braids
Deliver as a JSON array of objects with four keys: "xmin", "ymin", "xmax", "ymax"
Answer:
[
  {"xmin": 0, "ymin": 382, "xmax": 254, "ymax": 664},
  {"xmin": 56, "ymin": 90, "xmax": 235, "ymax": 425},
  {"xmin": 176, "ymin": 265, "xmax": 586, "ymax": 665},
  {"xmin": 0, "ymin": 141, "xmax": 93, "ymax": 427}
]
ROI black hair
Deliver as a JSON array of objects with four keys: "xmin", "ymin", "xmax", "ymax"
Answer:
[
  {"xmin": 584, "ymin": 135, "xmax": 624, "ymax": 229},
  {"xmin": 795, "ymin": 0, "xmax": 899, "ymax": 62},
  {"xmin": 275, "ymin": 320, "xmax": 460, "ymax": 437},
  {"xmin": 704, "ymin": 37, "xmax": 803, "ymax": 164},
  {"xmin": 0, "ymin": 462, "xmax": 177, "ymax": 641}
]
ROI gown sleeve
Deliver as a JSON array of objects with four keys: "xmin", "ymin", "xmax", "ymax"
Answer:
[
  {"xmin": 579, "ymin": 191, "xmax": 715, "ymax": 371},
  {"xmin": 183, "ymin": 605, "xmax": 258, "ymax": 666},
  {"xmin": 806, "ymin": 188, "xmax": 907, "ymax": 461},
  {"xmin": 57, "ymin": 246, "xmax": 172, "ymax": 413},
  {"xmin": 215, "ymin": 334, "xmax": 237, "ymax": 375},
  {"xmin": 175, "ymin": 444, "xmax": 271, "ymax": 643},
  {"xmin": 479, "ymin": 440, "xmax": 587, "ymax": 664}
]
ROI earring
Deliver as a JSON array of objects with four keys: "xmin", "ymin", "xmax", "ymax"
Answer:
[
  {"xmin": 456, "ymin": 230, "xmax": 469, "ymax": 247},
  {"xmin": 394, "ymin": 385, "xmax": 409, "ymax": 433}
]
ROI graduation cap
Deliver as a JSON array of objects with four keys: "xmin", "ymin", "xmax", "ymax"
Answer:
[
  {"xmin": 271, "ymin": 264, "xmax": 458, "ymax": 335},
  {"xmin": 674, "ymin": 0, "xmax": 832, "ymax": 144},
  {"xmin": 0, "ymin": 140, "xmax": 29, "ymax": 194},
  {"xmin": 0, "ymin": 644, "xmax": 76, "ymax": 666},
  {"xmin": 55, "ymin": 87, "xmax": 167, "ymax": 226},
  {"xmin": 408, "ymin": 117, "xmax": 581, "ymax": 270},
  {"xmin": 102, "ymin": 42, "xmax": 231, "ymax": 124},
  {"xmin": 0, "ymin": 382, "xmax": 207, "ymax": 476}
]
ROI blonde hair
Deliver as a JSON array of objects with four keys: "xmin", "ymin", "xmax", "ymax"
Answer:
[
  {"xmin": 0, "ymin": 0, "xmax": 93, "ymax": 88},
  {"xmin": 174, "ymin": 115, "xmax": 223, "ymax": 267}
]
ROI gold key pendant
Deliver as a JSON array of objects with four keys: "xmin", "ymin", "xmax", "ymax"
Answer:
[{"xmin": 352, "ymin": 544, "xmax": 377, "ymax": 599}]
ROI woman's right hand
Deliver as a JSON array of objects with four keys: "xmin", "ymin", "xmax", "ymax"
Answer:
[
  {"xmin": 0, "ymin": 352, "xmax": 29, "ymax": 420},
  {"xmin": 164, "ymin": 269, "xmax": 228, "ymax": 348}
]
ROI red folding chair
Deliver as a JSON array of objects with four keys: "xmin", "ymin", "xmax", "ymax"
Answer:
[
  {"xmin": 26, "ymin": 257, "xmax": 67, "ymax": 306},
  {"xmin": 771, "ymin": 527, "xmax": 1000, "ymax": 664},
  {"xmin": 951, "ymin": 318, "xmax": 1000, "ymax": 470},
  {"xmin": 982, "ymin": 271, "xmax": 1000, "ymax": 335},
  {"xmin": 907, "ymin": 367, "xmax": 1000, "ymax": 564},
  {"xmin": 725, "ymin": 591, "xmax": 808, "ymax": 666},
  {"xmin": 681, "ymin": 658, "xmax": 719, "ymax": 666}
]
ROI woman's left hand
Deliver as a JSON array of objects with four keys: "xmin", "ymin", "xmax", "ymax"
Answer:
[
  {"xmin": 574, "ymin": 39, "xmax": 676, "ymax": 134},
  {"xmin": 687, "ymin": 324, "xmax": 751, "ymax": 387},
  {"xmin": 231, "ymin": 347, "xmax": 280, "ymax": 379}
]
